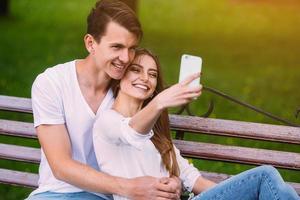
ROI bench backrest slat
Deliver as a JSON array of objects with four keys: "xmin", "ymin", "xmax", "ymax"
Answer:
[
  {"xmin": 0, "ymin": 119, "xmax": 36, "ymax": 138},
  {"xmin": 170, "ymin": 115, "xmax": 300, "ymax": 144},
  {"xmin": 1, "ymin": 140, "xmax": 299, "ymax": 170},
  {"xmin": 0, "ymin": 144, "xmax": 40, "ymax": 163},
  {"xmin": 1, "ymin": 95, "xmax": 300, "ymax": 144},
  {"xmin": 174, "ymin": 140, "xmax": 300, "ymax": 170},
  {"xmin": 0, "ymin": 168, "xmax": 38, "ymax": 188},
  {"xmin": 0, "ymin": 95, "xmax": 32, "ymax": 113}
]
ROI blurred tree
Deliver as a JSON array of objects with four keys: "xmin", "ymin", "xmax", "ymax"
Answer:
[
  {"xmin": 0, "ymin": 0, "xmax": 9, "ymax": 16},
  {"xmin": 121, "ymin": 0, "xmax": 138, "ymax": 13}
]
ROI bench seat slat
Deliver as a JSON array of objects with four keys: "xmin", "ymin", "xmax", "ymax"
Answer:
[
  {"xmin": 0, "ymin": 168, "xmax": 38, "ymax": 188},
  {"xmin": 0, "ymin": 144, "xmax": 40, "ymax": 163},
  {"xmin": 174, "ymin": 140, "xmax": 300, "ymax": 170},
  {"xmin": 0, "ymin": 95, "xmax": 32, "ymax": 114},
  {"xmin": 0, "ymin": 119, "xmax": 36, "ymax": 138},
  {"xmin": 170, "ymin": 115, "xmax": 300, "ymax": 144}
]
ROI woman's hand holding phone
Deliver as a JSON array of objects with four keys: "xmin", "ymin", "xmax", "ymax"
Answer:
[{"xmin": 153, "ymin": 73, "xmax": 202, "ymax": 110}]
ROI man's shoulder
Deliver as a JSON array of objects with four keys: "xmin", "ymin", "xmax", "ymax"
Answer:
[
  {"xmin": 33, "ymin": 60, "xmax": 75, "ymax": 87},
  {"xmin": 42, "ymin": 60, "xmax": 75, "ymax": 77}
]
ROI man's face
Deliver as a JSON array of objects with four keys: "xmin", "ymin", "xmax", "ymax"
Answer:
[{"xmin": 92, "ymin": 21, "xmax": 139, "ymax": 80}]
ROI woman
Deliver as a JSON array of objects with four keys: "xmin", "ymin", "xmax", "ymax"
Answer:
[{"xmin": 93, "ymin": 48, "xmax": 299, "ymax": 200}]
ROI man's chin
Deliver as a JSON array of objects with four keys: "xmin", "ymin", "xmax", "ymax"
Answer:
[{"xmin": 110, "ymin": 73, "xmax": 124, "ymax": 80}]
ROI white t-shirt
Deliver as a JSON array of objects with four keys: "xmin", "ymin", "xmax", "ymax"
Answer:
[
  {"xmin": 30, "ymin": 60, "xmax": 114, "ymax": 199},
  {"xmin": 93, "ymin": 109, "xmax": 201, "ymax": 200}
]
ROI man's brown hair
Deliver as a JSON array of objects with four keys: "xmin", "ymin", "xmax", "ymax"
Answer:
[{"xmin": 87, "ymin": 0, "xmax": 143, "ymax": 43}]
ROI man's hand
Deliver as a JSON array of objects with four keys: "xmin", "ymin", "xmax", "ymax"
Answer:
[{"xmin": 125, "ymin": 176, "xmax": 180, "ymax": 200}]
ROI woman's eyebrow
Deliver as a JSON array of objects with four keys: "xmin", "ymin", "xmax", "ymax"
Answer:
[
  {"xmin": 148, "ymin": 68, "xmax": 158, "ymax": 72},
  {"xmin": 131, "ymin": 63, "xmax": 157, "ymax": 72},
  {"xmin": 130, "ymin": 63, "xmax": 143, "ymax": 68}
]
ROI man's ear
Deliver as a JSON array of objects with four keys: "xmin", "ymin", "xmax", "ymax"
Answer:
[{"xmin": 84, "ymin": 34, "xmax": 95, "ymax": 54}]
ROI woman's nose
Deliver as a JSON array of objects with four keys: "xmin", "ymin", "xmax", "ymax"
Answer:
[{"xmin": 139, "ymin": 72, "xmax": 149, "ymax": 82}]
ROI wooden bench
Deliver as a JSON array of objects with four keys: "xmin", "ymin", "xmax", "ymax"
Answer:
[{"xmin": 0, "ymin": 95, "xmax": 300, "ymax": 195}]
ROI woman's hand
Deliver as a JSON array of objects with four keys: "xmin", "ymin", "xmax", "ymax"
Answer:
[{"xmin": 153, "ymin": 73, "xmax": 202, "ymax": 110}]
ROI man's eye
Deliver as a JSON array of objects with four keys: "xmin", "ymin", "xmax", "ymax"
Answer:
[
  {"xmin": 129, "ymin": 47, "xmax": 136, "ymax": 52},
  {"xmin": 112, "ymin": 46, "xmax": 121, "ymax": 50}
]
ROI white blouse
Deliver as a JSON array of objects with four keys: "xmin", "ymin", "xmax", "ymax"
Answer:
[{"xmin": 93, "ymin": 109, "xmax": 201, "ymax": 200}]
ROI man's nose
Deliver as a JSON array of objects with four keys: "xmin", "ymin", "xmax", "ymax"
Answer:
[{"xmin": 119, "ymin": 49, "xmax": 130, "ymax": 63}]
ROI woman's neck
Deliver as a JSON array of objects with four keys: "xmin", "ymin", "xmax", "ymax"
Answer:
[{"xmin": 113, "ymin": 92, "xmax": 144, "ymax": 117}]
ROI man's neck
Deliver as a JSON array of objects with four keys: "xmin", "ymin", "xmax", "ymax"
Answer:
[
  {"xmin": 75, "ymin": 56, "xmax": 111, "ymax": 114},
  {"xmin": 76, "ymin": 56, "xmax": 111, "ymax": 93}
]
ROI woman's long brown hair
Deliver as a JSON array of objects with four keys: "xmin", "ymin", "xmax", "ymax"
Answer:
[{"xmin": 112, "ymin": 48, "xmax": 180, "ymax": 177}]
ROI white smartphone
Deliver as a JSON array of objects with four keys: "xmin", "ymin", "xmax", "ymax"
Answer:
[{"xmin": 178, "ymin": 54, "xmax": 202, "ymax": 87}]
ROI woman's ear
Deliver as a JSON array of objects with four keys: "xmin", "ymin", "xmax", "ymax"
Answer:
[{"xmin": 84, "ymin": 34, "xmax": 95, "ymax": 54}]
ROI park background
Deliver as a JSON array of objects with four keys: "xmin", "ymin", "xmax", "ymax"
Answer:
[{"xmin": 0, "ymin": 0, "xmax": 299, "ymax": 199}]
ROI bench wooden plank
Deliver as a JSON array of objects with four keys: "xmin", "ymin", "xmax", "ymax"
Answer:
[
  {"xmin": 1, "ymin": 95, "xmax": 299, "ymax": 144},
  {"xmin": 1, "ymin": 168, "xmax": 299, "ymax": 194},
  {"xmin": 2, "ymin": 116, "xmax": 300, "ymax": 145},
  {"xmin": 1, "ymin": 140, "xmax": 299, "ymax": 170},
  {"xmin": 174, "ymin": 140, "xmax": 300, "ymax": 170},
  {"xmin": 170, "ymin": 115, "xmax": 300, "ymax": 144},
  {"xmin": 0, "ymin": 95, "xmax": 32, "ymax": 113},
  {"xmin": 0, "ymin": 119, "xmax": 36, "ymax": 138},
  {"xmin": 0, "ymin": 168, "xmax": 38, "ymax": 188},
  {"xmin": 0, "ymin": 144, "xmax": 40, "ymax": 163}
]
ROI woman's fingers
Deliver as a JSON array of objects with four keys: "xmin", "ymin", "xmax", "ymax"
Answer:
[{"xmin": 179, "ymin": 72, "xmax": 200, "ymax": 86}]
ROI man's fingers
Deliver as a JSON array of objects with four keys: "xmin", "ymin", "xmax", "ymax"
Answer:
[
  {"xmin": 155, "ymin": 190, "xmax": 179, "ymax": 200},
  {"xmin": 180, "ymin": 72, "xmax": 200, "ymax": 86},
  {"xmin": 156, "ymin": 181, "xmax": 177, "ymax": 193},
  {"xmin": 159, "ymin": 177, "xmax": 169, "ymax": 184}
]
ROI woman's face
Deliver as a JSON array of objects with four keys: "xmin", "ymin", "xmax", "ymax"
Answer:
[{"xmin": 119, "ymin": 54, "xmax": 158, "ymax": 101}]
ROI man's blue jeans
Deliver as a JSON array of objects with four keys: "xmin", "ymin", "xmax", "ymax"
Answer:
[
  {"xmin": 25, "ymin": 191, "xmax": 111, "ymax": 200},
  {"xmin": 193, "ymin": 165, "xmax": 299, "ymax": 200}
]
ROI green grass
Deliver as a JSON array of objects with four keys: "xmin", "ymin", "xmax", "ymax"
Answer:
[{"xmin": 0, "ymin": 0, "xmax": 299, "ymax": 198}]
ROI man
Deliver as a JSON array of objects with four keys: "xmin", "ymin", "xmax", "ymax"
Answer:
[{"xmin": 27, "ymin": 0, "xmax": 192, "ymax": 199}]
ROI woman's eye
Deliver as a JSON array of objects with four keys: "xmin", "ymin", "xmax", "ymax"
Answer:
[
  {"xmin": 130, "ymin": 67, "xmax": 140, "ymax": 72},
  {"xmin": 149, "ymin": 73, "xmax": 157, "ymax": 78}
]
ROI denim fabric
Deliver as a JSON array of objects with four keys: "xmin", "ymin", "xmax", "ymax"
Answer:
[
  {"xmin": 193, "ymin": 165, "xmax": 299, "ymax": 200},
  {"xmin": 25, "ymin": 191, "xmax": 111, "ymax": 200}
]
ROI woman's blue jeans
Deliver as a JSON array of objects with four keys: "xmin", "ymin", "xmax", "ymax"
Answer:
[{"xmin": 193, "ymin": 165, "xmax": 299, "ymax": 200}]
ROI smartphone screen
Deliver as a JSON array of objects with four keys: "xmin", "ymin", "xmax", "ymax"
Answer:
[{"xmin": 178, "ymin": 54, "xmax": 202, "ymax": 87}]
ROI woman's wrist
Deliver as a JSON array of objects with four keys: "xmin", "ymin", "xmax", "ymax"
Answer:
[{"xmin": 151, "ymin": 95, "xmax": 165, "ymax": 111}]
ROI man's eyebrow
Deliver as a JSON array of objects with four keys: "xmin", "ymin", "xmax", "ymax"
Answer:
[
  {"xmin": 130, "ymin": 45, "xmax": 138, "ymax": 49},
  {"xmin": 109, "ymin": 43, "xmax": 125, "ymax": 47}
]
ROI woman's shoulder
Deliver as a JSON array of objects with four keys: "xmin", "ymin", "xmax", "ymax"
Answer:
[
  {"xmin": 101, "ymin": 109, "xmax": 124, "ymax": 118},
  {"xmin": 95, "ymin": 109, "xmax": 123, "ymax": 126}
]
